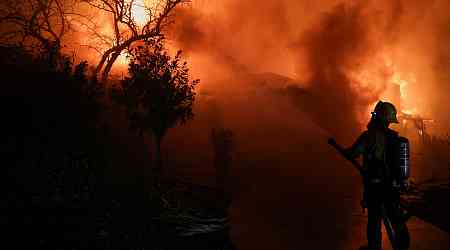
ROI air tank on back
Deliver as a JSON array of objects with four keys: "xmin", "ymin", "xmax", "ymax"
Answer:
[{"xmin": 398, "ymin": 136, "xmax": 410, "ymax": 182}]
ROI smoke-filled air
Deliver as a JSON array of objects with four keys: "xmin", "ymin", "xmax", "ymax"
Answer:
[
  {"xmin": 165, "ymin": 0, "xmax": 450, "ymax": 138},
  {"xmin": 2, "ymin": 0, "xmax": 450, "ymax": 249},
  {"xmin": 51, "ymin": 0, "xmax": 450, "ymax": 140}
]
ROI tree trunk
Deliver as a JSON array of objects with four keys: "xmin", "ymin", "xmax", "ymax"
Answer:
[
  {"xmin": 155, "ymin": 135, "xmax": 163, "ymax": 177},
  {"xmin": 101, "ymin": 51, "xmax": 121, "ymax": 82},
  {"xmin": 95, "ymin": 48, "xmax": 113, "ymax": 79}
]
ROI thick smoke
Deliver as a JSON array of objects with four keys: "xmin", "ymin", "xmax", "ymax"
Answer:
[
  {"xmin": 163, "ymin": 4, "xmax": 450, "ymax": 248},
  {"xmin": 427, "ymin": 0, "xmax": 450, "ymax": 134},
  {"xmin": 293, "ymin": 2, "xmax": 382, "ymax": 137},
  {"xmin": 167, "ymin": 0, "xmax": 450, "ymax": 139},
  {"xmin": 168, "ymin": 1, "xmax": 359, "ymax": 139},
  {"xmin": 33, "ymin": 0, "xmax": 448, "ymax": 138}
]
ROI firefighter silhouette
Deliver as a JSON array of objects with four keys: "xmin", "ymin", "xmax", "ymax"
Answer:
[{"xmin": 347, "ymin": 101, "xmax": 410, "ymax": 250}]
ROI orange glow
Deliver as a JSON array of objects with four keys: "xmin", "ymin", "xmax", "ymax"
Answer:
[
  {"xmin": 390, "ymin": 72, "xmax": 409, "ymax": 99},
  {"xmin": 66, "ymin": 0, "xmax": 447, "ymax": 135},
  {"xmin": 401, "ymin": 109, "xmax": 417, "ymax": 116},
  {"xmin": 116, "ymin": 52, "xmax": 131, "ymax": 72},
  {"xmin": 71, "ymin": 0, "xmax": 160, "ymax": 71},
  {"xmin": 131, "ymin": 0, "xmax": 153, "ymax": 26},
  {"xmin": 388, "ymin": 68, "xmax": 420, "ymax": 116}
]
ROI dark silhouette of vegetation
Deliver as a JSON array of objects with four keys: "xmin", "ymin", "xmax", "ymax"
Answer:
[
  {"xmin": 0, "ymin": 0, "xmax": 191, "ymax": 82},
  {"xmin": 112, "ymin": 37, "xmax": 198, "ymax": 176},
  {"xmin": 0, "ymin": 18, "xmax": 235, "ymax": 250},
  {"xmin": 0, "ymin": 45, "xmax": 163, "ymax": 249},
  {"xmin": 0, "ymin": 0, "xmax": 76, "ymax": 62}
]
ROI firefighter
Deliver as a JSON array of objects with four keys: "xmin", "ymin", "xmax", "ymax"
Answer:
[{"xmin": 346, "ymin": 101, "xmax": 410, "ymax": 250}]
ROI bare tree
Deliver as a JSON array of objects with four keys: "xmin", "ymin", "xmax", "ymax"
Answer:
[
  {"xmin": 80, "ymin": 0, "xmax": 189, "ymax": 82},
  {"xmin": 0, "ymin": 0, "xmax": 75, "ymax": 57}
]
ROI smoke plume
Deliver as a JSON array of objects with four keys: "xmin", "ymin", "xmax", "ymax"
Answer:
[{"xmin": 166, "ymin": 0, "xmax": 450, "ymax": 139}]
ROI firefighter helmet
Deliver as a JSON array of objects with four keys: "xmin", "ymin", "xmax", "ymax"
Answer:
[{"xmin": 372, "ymin": 101, "xmax": 399, "ymax": 124}]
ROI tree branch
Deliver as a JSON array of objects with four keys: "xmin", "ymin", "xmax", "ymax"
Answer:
[{"xmin": 80, "ymin": 0, "xmax": 190, "ymax": 81}]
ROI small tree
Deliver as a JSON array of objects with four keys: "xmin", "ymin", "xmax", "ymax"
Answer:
[{"xmin": 113, "ymin": 37, "xmax": 198, "ymax": 175}]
